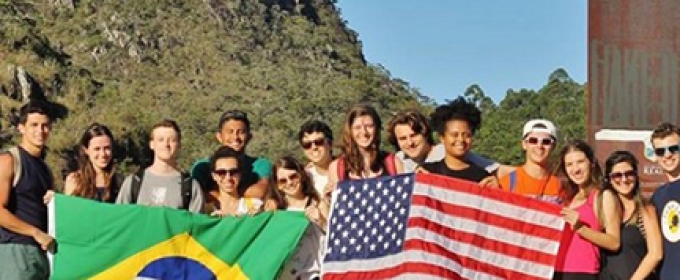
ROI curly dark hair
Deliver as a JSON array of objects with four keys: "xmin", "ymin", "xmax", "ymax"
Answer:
[
  {"xmin": 298, "ymin": 120, "xmax": 333, "ymax": 144},
  {"xmin": 429, "ymin": 97, "xmax": 482, "ymax": 135}
]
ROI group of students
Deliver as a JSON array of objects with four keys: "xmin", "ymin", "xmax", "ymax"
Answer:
[{"xmin": 1, "ymin": 98, "xmax": 680, "ymax": 280}]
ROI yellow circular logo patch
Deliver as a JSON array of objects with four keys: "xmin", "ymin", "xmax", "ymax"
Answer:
[{"xmin": 662, "ymin": 200, "xmax": 680, "ymax": 243}]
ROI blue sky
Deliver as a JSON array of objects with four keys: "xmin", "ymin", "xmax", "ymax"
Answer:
[{"xmin": 335, "ymin": 1, "xmax": 587, "ymax": 104}]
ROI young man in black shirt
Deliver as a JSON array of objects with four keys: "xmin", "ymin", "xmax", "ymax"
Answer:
[{"xmin": 0, "ymin": 101, "xmax": 54, "ymax": 279}]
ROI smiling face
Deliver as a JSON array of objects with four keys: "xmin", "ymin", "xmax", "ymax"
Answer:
[
  {"xmin": 609, "ymin": 162, "xmax": 637, "ymax": 197},
  {"xmin": 217, "ymin": 119, "xmax": 250, "ymax": 153},
  {"xmin": 150, "ymin": 127, "xmax": 180, "ymax": 162},
  {"xmin": 18, "ymin": 113, "xmax": 51, "ymax": 149},
  {"xmin": 394, "ymin": 124, "xmax": 429, "ymax": 159},
  {"xmin": 212, "ymin": 157, "xmax": 241, "ymax": 195},
  {"xmin": 564, "ymin": 150, "xmax": 592, "ymax": 187},
  {"xmin": 351, "ymin": 115, "xmax": 377, "ymax": 150},
  {"xmin": 301, "ymin": 132, "xmax": 332, "ymax": 165},
  {"xmin": 440, "ymin": 120, "xmax": 472, "ymax": 159},
  {"xmin": 652, "ymin": 133, "xmax": 680, "ymax": 174},
  {"xmin": 85, "ymin": 135, "xmax": 113, "ymax": 171},
  {"xmin": 522, "ymin": 132, "xmax": 555, "ymax": 165},
  {"xmin": 276, "ymin": 167, "xmax": 302, "ymax": 198}
]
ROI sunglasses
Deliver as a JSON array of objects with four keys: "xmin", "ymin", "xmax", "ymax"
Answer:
[
  {"xmin": 277, "ymin": 173, "xmax": 300, "ymax": 185},
  {"xmin": 213, "ymin": 168, "xmax": 240, "ymax": 178},
  {"xmin": 654, "ymin": 144, "xmax": 680, "ymax": 157},
  {"xmin": 301, "ymin": 138, "xmax": 326, "ymax": 150},
  {"xmin": 609, "ymin": 170, "xmax": 636, "ymax": 181},
  {"xmin": 525, "ymin": 137, "xmax": 554, "ymax": 146}
]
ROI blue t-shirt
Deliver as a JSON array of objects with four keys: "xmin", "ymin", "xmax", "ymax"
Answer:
[{"xmin": 651, "ymin": 179, "xmax": 680, "ymax": 280}]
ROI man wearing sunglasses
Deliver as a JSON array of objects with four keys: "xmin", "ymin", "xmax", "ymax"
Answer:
[
  {"xmin": 499, "ymin": 119, "xmax": 561, "ymax": 203},
  {"xmin": 650, "ymin": 122, "xmax": 680, "ymax": 280},
  {"xmin": 191, "ymin": 110, "xmax": 273, "ymax": 205},
  {"xmin": 298, "ymin": 120, "xmax": 334, "ymax": 197}
]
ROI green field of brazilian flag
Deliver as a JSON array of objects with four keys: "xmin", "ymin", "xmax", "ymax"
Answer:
[{"xmin": 47, "ymin": 194, "xmax": 309, "ymax": 279}]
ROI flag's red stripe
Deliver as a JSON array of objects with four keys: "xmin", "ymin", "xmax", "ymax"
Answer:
[
  {"xmin": 415, "ymin": 173, "xmax": 562, "ymax": 215},
  {"xmin": 411, "ymin": 194, "xmax": 563, "ymax": 241},
  {"xmin": 403, "ymin": 239, "xmax": 550, "ymax": 280},
  {"xmin": 408, "ymin": 217, "xmax": 558, "ymax": 266},
  {"xmin": 323, "ymin": 261, "xmax": 463, "ymax": 280}
]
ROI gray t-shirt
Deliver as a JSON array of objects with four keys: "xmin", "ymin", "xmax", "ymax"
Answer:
[
  {"xmin": 115, "ymin": 169, "xmax": 205, "ymax": 213},
  {"xmin": 397, "ymin": 144, "xmax": 500, "ymax": 173}
]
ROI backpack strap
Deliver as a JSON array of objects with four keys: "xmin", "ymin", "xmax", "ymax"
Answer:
[
  {"xmin": 337, "ymin": 157, "xmax": 346, "ymax": 182},
  {"xmin": 130, "ymin": 169, "xmax": 145, "ymax": 204},
  {"xmin": 384, "ymin": 153, "xmax": 397, "ymax": 176},
  {"xmin": 508, "ymin": 170, "xmax": 517, "ymax": 192},
  {"xmin": 180, "ymin": 172, "xmax": 193, "ymax": 210},
  {"xmin": 7, "ymin": 147, "xmax": 21, "ymax": 187}
]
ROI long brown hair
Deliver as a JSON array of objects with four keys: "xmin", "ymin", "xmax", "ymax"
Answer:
[
  {"xmin": 604, "ymin": 151, "xmax": 645, "ymax": 223},
  {"xmin": 269, "ymin": 156, "xmax": 319, "ymax": 209},
  {"xmin": 71, "ymin": 123, "xmax": 117, "ymax": 201},
  {"xmin": 555, "ymin": 139, "xmax": 604, "ymax": 202},
  {"xmin": 341, "ymin": 104, "xmax": 383, "ymax": 176}
]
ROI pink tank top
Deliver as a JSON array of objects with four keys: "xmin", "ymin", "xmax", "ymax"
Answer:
[{"xmin": 554, "ymin": 191, "xmax": 602, "ymax": 273}]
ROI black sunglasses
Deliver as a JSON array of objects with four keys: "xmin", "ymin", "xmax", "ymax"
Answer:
[
  {"xmin": 609, "ymin": 170, "xmax": 636, "ymax": 181},
  {"xmin": 654, "ymin": 144, "xmax": 680, "ymax": 157},
  {"xmin": 301, "ymin": 138, "xmax": 326, "ymax": 150},
  {"xmin": 213, "ymin": 168, "xmax": 240, "ymax": 178},
  {"xmin": 525, "ymin": 137, "xmax": 554, "ymax": 146}
]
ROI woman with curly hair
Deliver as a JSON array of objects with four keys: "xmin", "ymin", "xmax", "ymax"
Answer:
[{"xmin": 419, "ymin": 97, "xmax": 494, "ymax": 184}]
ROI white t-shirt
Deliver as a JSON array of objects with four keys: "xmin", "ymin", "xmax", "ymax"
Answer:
[
  {"xmin": 279, "ymin": 205, "xmax": 325, "ymax": 280},
  {"xmin": 307, "ymin": 165, "xmax": 329, "ymax": 197},
  {"xmin": 396, "ymin": 144, "xmax": 500, "ymax": 173}
]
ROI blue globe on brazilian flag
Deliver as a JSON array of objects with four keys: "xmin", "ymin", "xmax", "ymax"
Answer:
[{"xmin": 48, "ymin": 194, "xmax": 309, "ymax": 279}]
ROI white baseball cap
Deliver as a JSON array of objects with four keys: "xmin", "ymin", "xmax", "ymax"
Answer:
[{"xmin": 522, "ymin": 119, "xmax": 557, "ymax": 139}]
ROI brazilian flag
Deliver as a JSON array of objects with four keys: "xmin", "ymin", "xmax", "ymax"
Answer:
[{"xmin": 48, "ymin": 194, "xmax": 309, "ymax": 279}]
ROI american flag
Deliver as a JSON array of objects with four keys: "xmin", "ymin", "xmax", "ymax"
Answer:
[{"xmin": 322, "ymin": 173, "xmax": 565, "ymax": 280}]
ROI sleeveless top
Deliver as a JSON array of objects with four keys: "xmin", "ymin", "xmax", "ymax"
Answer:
[
  {"xmin": 554, "ymin": 191, "xmax": 602, "ymax": 273},
  {"xmin": 600, "ymin": 210, "xmax": 658, "ymax": 280},
  {"xmin": 0, "ymin": 146, "xmax": 53, "ymax": 247}
]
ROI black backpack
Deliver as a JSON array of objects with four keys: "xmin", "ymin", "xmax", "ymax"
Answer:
[{"xmin": 129, "ymin": 169, "xmax": 194, "ymax": 210}]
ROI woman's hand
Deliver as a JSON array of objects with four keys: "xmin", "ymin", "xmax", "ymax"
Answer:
[
  {"xmin": 561, "ymin": 208, "xmax": 584, "ymax": 230},
  {"xmin": 264, "ymin": 199, "xmax": 278, "ymax": 211},
  {"xmin": 479, "ymin": 176, "xmax": 499, "ymax": 188},
  {"xmin": 43, "ymin": 190, "xmax": 55, "ymax": 205}
]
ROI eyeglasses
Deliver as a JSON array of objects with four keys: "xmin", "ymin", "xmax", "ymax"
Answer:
[
  {"xmin": 301, "ymin": 138, "xmax": 326, "ymax": 150},
  {"xmin": 525, "ymin": 137, "xmax": 554, "ymax": 146},
  {"xmin": 654, "ymin": 144, "xmax": 680, "ymax": 157},
  {"xmin": 213, "ymin": 168, "xmax": 240, "ymax": 178},
  {"xmin": 277, "ymin": 173, "xmax": 300, "ymax": 185},
  {"xmin": 609, "ymin": 170, "xmax": 636, "ymax": 181}
]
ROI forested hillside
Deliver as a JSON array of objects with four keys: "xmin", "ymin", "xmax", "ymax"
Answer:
[
  {"xmin": 0, "ymin": 0, "xmax": 431, "ymax": 178},
  {"xmin": 0, "ymin": 0, "xmax": 584, "ymax": 181}
]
